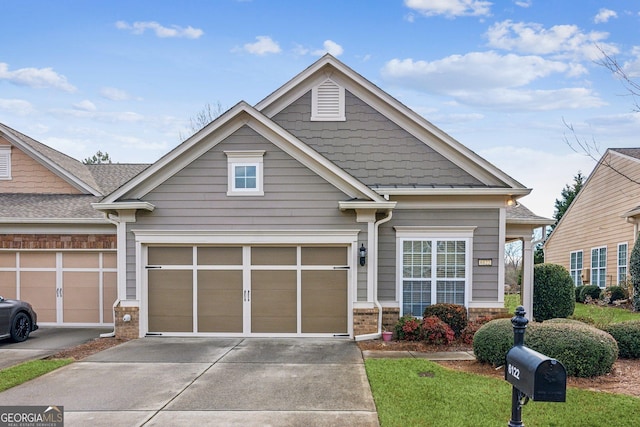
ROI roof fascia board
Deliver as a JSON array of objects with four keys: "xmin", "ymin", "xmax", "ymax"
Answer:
[
  {"xmin": 338, "ymin": 201, "xmax": 397, "ymax": 211},
  {"xmin": 0, "ymin": 124, "xmax": 102, "ymax": 196},
  {"xmin": 91, "ymin": 201, "xmax": 155, "ymax": 212},
  {"xmin": 256, "ymin": 55, "xmax": 526, "ymax": 189},
  {"xmin": 375, "ymin": 187, "xmax": 531, "ymax": 196}
]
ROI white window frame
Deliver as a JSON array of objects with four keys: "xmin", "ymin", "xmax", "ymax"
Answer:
[
  {"xmin": 591, "ymin": 246, "xmax": 607, "ymax": 288},
  {"xmin": 569, "ymin": 250, "xmax": 583, "ymax": 286},
  {"xmin": 0, "ymin": 145, "xmax": 11, "ymax": 180},
  {"xmin": 311, "ymin": 78, "xmax": 346, "ymax": 121},
  {"xmin": 225, "ymin": 150, "xmax": 265, "ymax": 196},
  {"xmin": 618, "ymin": 242, "xmax": 628, "ymax": 285},
  {"xmin": 395, "ymin": 226, "xmax": 474, "ymax": 317}
]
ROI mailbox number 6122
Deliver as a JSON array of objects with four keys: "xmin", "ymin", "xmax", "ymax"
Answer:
[{"xmin": 508, "ymin": 363, "xmax": 520, "ymax": 380}]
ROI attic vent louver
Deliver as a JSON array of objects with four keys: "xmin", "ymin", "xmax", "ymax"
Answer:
[
  {"xmin": 311, "ymin": 78, "xmax": 345, "ymax": 121},
  {"xmin": 0, "ymin": 146, "xmax": 10, "ymax": 179}
]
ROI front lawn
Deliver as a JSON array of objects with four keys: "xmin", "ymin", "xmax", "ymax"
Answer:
[
  {"xmin": 0, "ymin": 359, "xmax": 73, "ymax": 392},
  {"xmin": 365, "ymin": 358, "xmax": 640, "ymax": 427},
  {"xmin": 504, "ymin": 293, "xmax": 640, "ymax": 325}
]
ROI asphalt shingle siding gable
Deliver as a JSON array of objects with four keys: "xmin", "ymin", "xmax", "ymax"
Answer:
[{"xmin": 272, "ymin": 90, "xmax": 486, "ymax": 188}]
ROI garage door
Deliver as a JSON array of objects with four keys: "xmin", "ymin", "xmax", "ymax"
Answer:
[
  {"xmin": 146, "ymin": 245, "xmax": 348, "ymax": 336},
  {"xmin": 0, "ymin": 251, "xmax": 117, "ymax": 325}
]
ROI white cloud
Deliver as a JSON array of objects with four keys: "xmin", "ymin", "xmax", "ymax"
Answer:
[
  {"xmin": 100, "ymin": 87, "xmax": 131, "ymax": 101},
  {"xmin": 485, "ymin": 20, "xmax": 618, "ymax": 60},
  {"xmin": 404, "ymin": 0, "xmax": 492, "ymax": 18},
  {"xmin": 73, "ymin": 100, "xmax": 97, "ymax": 112},
  {"xmin": 514, "ymin": 0, "xmax": 531, "ymax": 7},
  {"xmin": 382, "ymin": 52, "xmax": 576, "ymax": 92},
  {"xmin": 0, "ymin": 98, "xmax": 34, "ymax": 115},
  {"xmin": 312, "ymin": 40, "xmax": 344, "ymax": 57},
  {"xmin": 50, "ymin": 107, "xmax": 144, "ymax": 123},
  {"xmin": 480, "ymin": 146, "xmax": 596, "ymax": 217},
  {"xmin": 622, "ymin": 46, "xmax": 640, "ymax": 78},
  {"xmin": 455, "ymin": 87, "xmax": 605, "ymax": 110},
  {"xmin": 594, "ymin": 8, "xmax": 617, "ymax": 24},
  {"xmin": 0, "ymin": 62, "xmax": 76, "ymax": 92},
  {"xmin": 242, "ymin": 36, "xmax": 281, "ymax": 55},
  {"xmin": 115, "ymin": 20, "xmax": 203, "ymax": 39}
]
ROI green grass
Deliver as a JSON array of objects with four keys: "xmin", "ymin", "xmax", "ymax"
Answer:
[
  {"xmin": 0, "ymin": 359, "xmax": 73, "ymax": 392},
  {"xmin": 504, "ymin": 293, "xmax": 640, "ymax": 326},
  {"xmin": 365, "ymin": 358, "xmax": 640, "ymax": 427}
]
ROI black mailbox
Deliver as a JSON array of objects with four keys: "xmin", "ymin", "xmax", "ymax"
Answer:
[{"xmin": 505, "ymin": 345, "xmax": 567, "ymax": 402}]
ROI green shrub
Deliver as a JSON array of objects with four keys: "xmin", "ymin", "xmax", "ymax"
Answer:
[
  {"xmin": 533, "ymin": 263, "xmax": 575, "ymax": 321},
  {"xmin": 605, "ymin": 286, "xmax": 628, "ymax": 304},
  {"xmin": 603, "ymin": 320, "xmax": 640, "ymax": 359},
  {"xmin": 421, "ymin": 316, "xmax": 455, "ymax": 345},
  {"xmin": 423, "ymin": 303, "xmax": 468, "ymax": 336},
  {"xmin": 579, "ymin": 285, "xmax": 602, "ymax": 302},
  {"xmin": 575, "ymin": 285, "xmax": 584, "ymax": 302},
  {"xmin": 472, "ymin": 318, "xmax": 514, "ymax": 366},
  {"xmin": 473, "ymin": 318, "xmax": 618, "ymax": 377},
  {"xmin": 394, "ymin": 315, "xmax": 422, "ymax": 341}
]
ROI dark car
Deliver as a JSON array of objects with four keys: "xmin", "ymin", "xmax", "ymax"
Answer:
[{"xmin": 0, "ymin": 296, "xmax": 38, "ymax": 342}]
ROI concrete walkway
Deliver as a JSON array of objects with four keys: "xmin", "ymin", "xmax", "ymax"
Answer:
[{"xmin": 0, "ymin": 338, "xmax": 379, "ymax": 427}]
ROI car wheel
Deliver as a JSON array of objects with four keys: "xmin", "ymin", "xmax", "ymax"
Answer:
[{"xmin": 10, "ymin": 312, "xmax": 31, "ymax": 342}]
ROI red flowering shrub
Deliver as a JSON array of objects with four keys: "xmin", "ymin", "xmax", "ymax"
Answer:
[
  {"xmin": 422, "ymin": 316, "xmax": 455, "ymax": 345},
  {"xmin": 460, "ymin": 316, "xmax": 493, "ymax": 345},
  {"xmin": 423, "ymin": 303, "xmax": 468, "ymax": 337},
  {"xmin": 394, "ymin": 315, "xmax": 422, "ymax": 341}
]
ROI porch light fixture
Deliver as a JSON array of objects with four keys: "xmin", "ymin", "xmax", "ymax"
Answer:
[{"xmin": 359, "ymin": 243, "xmax": 367, "ymax": 266}]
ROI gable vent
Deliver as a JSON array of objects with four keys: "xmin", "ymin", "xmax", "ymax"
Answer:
[
  {"xmin": 0, "ymin": 146, "xmax": 10, "ymax": 179},
  {"xmin": 311, "ymin": 78, "xmax": 345, "ymax": 121}
]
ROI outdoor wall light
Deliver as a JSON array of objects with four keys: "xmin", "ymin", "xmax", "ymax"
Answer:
[
  {"xmin": 359, "ymin": 243, "xmax": 367, "ymax": 266},
  {"xmin": 123, "ymin": 314, "xmax": 131, "ymax": 322}
]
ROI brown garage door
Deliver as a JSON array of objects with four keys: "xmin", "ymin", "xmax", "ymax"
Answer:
[
  {"xmin": 0, "ymin": 251, "xmax": 117, "ymax": 325},
  {"xmin": 146, "ymin": 245, "xmax": 348, "ymax": 336}
]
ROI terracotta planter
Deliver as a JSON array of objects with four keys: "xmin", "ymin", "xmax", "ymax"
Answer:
[{"xmin": 382, "ymin": 331, "xmax": 393, "ymax": 342}]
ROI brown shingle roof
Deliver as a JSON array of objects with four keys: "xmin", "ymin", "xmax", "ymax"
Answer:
[{"xmin": 611, "ymin": 148, "xmax": 640, "ymax": 160}]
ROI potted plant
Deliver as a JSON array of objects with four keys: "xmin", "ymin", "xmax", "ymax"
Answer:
[{"xmin": 381, "ymin": 328, "xmax": 393, "ymax": 342}]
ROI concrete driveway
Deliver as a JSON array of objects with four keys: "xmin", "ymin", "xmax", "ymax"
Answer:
[
  {"xmin": 0, "ymin": 326, "xmax": 112, "ymax": 370},
  {"xmin": 0, "ymin": 338, "xmax": 379, "ymax": 426}
]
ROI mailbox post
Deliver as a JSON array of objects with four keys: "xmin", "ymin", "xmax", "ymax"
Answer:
[{"xmin": 506, "ymin": 306, "xmax": 566, "ymax": 427}]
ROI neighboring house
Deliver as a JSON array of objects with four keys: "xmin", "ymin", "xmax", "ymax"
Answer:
[
  {"xmin": 0, "ymin": 123, "xmax": 148, "ymax": 325},
  {"xmin": 2, "ymin": 55, "xmax": 550, "ymax": 339},
  {"xmin": 545, "ymin": 148, "xmax": 640, "ymax": 289}
]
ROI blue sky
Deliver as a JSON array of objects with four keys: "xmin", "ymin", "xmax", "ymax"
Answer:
[{"xmin": 2, "ymin": 0, "xmax": 640, "ymax": 217}]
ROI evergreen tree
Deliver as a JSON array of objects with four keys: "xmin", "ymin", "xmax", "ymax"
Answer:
[
  {"xmin": 553, "ymin": 171, "xmax": 585, "ymax": 227},
  {"xmin": 630, "ymin": 235, "xmax": 640, "ymax": 311},
  {"xmin": 83, "ymin": 151, "xmax": 112, "ymax": 164}
]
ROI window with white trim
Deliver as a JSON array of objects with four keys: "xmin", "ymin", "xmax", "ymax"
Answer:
[
  {"xmin": 311, "ymin": 78, "xmax": 345, "ymax": 121},
  {"xmin": 396, "ymin": 227, "xmax": 473, "ymax": 317},
  {"xmin": 225, "ymin": 150, "xmax": 265, "ymax": 196},
  {"xmin": 0, "ymin": 145, "xmax": 11, "ymax": 180},
  {"xmin": 569, "ymin": 250, "xmax": 583, "ymax": 286},
  {"xmin": 591, "ymin": 246, "xmax": 607, "ymax": 288},
  {"xmin": 618, "ymin": 243, "xmax": 628, "ymax": 285}
]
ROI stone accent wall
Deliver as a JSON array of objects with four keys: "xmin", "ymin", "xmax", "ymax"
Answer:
[
  {"xmin": 114, "ymin": 304, "xmax": 139, "ymax": 339},
  {"xmin": 468, "ymin": 307, "xmax": 508, "ymax": 321},
  {"xmin": 353, "ymin": 308, "xmax": 379, "ymax": 336},
  {"xmin": 0, "ymin": 234, "xmax": 116, "ymax": 249}
]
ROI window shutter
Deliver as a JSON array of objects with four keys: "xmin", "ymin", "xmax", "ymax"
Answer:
[{"xmin": 311, "ymin": 78, "xmax": 345, "ymax": 121}]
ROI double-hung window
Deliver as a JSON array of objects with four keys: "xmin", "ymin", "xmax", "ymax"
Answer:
[
  {"xmin": 396, "ymin": 227, "xmax": 473, "ymax": 317},
  {"xmin": 569, "ymin": 250, "xmax": 583, "ymax": 286},
  {"xmin": 618, "ymin": 243, "xmax": 628, "ymax": 285},
  {"xmin": 225, "ymin": 150, "xmax": 265, "ymax": 196},
  {"xmin": 591, "ymin": 246, "xmax": 607, "ymax": 288}
]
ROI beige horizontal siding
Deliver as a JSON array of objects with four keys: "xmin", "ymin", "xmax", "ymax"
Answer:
[{"xmin": 545, "ymin": 152, "xmax": 640, "ymax": 286}]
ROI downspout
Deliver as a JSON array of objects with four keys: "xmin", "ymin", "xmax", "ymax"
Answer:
[
  {"xmin": 99, "ymin": 212, "xmax": 120, "ymax": 338},
  {"xmin": 355, "ymin": 209, "xmax": 393, "ymax": 341}
]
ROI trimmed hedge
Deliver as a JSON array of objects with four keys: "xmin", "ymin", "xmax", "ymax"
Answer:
[
  {"xmin": 533, "ymin": 264, "xmax": 575, "ymax": 321},
  {"xmin": 579, "ymin": 285, "xmax": 602, "ymax": 302},
  {"xmin": 422, "ymin": 316, "xmax": 455, "ymax": 345},
  {"xmin": 602, "ymin": 320, "xmax": 640, "ymax": 359},
  {"xmin": 423, "ymin": 303, "xmax": 468, "ymax": 336},
  {"xmin": 605, "ymin": 286, "xmax": 628, "ymax": 304},
  {"xmin": 473, "ymin": 318, "xmax": 618, "ymax": 377},
  {"xmin": 394, "ymin": 315, "xmax": 421, "ymax": 341}
]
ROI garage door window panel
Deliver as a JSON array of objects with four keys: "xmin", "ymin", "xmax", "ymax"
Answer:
[
  {"xmin": 148, "ymin": 247, "xmax": 192, "ymax": 265},
  {"xmin": 198, "ymin": 246, "xmax": 242, "ymax": 265},
  {"xmin": 252, "ymin": 246, "xmax": 296, "ymax": 266}
]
